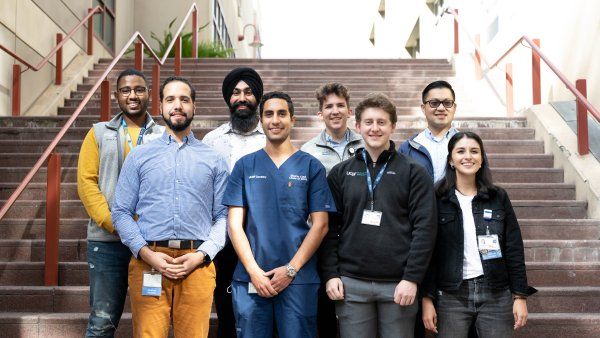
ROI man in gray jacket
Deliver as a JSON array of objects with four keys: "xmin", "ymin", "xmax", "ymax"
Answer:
[
  {"xmin": 301, "ymin": 83, "xmax": 364, "ymax": 175},
  {"xmin": 300, "ymin": 82, "xmax": 363, "ymax": 337},
  {"xmin": 77, "ymin": 68, "xmax": 164, "ymax": 337}
]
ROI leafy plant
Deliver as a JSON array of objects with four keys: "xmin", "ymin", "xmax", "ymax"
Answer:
[{"xmin": 128, "ymin": 18, "xmax": 233, "ymax": 58}]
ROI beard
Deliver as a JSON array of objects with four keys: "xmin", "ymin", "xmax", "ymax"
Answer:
[
  {"xmin": 229, "ymin": 101, "xmax": 259, "ymax": 133},
  {"xmin": 162, "ymin": 112, "xmax": 194, "ymax": 132}
]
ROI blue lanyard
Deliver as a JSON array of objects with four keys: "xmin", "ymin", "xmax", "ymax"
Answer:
[
  {"xmin": 362, "ymin": 149, "xmax": 389, "ymax": 210},
  {"xmin": 121, "ymin": 118, "xmax": 146, "ymax": 151}
]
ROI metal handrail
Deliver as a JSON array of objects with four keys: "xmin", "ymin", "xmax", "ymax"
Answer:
[
  {"xmin": 0, "ymin": 6, "xmax": 103, "ymax": 71},
  {"xmin": 0, "ymin": 3, "xmax": 199, "ymax": 223},
  {"xmin": 448, "ymin": 8, "xmax": 600, "ymax": 123}
]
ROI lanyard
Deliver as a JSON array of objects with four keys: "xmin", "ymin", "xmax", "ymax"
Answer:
[
  {"xmin": 121, "ymin": 118, "xmax": 146, "ymax": 151},
  {"xmin": 362, "ymin": 149, "xmax": 389, "ymax": 210}
]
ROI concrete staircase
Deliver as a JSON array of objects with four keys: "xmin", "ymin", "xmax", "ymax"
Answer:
[{"xmin": 0, "ymin": 58, "xmax": 599, "ymax": 337}]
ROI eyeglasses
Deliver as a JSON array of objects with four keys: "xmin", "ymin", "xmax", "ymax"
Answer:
[
  {"xmin": 118, "ymin": 87, "xmax": 147, "ymax": 96},
  {"xmin": 424, "ymin": 99, "xmax": 455, "ymax": 109}
]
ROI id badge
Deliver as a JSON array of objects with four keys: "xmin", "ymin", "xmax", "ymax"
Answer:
[
  {"xmin": 142, "ymin": 271, "xmax": 162, "ymax": 296},
  {"xmin": 361, "ymin": 209, "xmax": 383, "ymax": 226},
  {"xmin": 478, "ymin": 235, "xmax": 502, "ymax": 260},
  {"xmin": 248, "ymin": 282, "xmax": 258, "ymax": 294}
]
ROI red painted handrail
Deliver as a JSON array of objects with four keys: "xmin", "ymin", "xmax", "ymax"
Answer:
[
  {"xmin": 0, "ymin": 6, "xmax": 103, "ymax": 115},
  {"xmin": 0, "ymin": 3, "xmax": 201, "ymax": 284},
  {"xmin": 0, "ymin": 6, "xmax": 103, "ymax": 71},
  {"xmin": 448, "ymin": 8, "xmax": 600, "ymax": 154}
]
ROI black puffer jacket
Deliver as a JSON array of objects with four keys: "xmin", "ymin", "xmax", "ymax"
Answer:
[{"xmin": 423, "ymin": 186, "xmax": 537, "ymax": 297}]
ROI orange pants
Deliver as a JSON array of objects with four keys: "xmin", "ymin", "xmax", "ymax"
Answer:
[{"xmin": 128, "ymin": 246, "xmax": 216, "ymax": 338}]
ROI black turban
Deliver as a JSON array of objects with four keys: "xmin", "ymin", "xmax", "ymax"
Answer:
[{"xmin": 222, "ymin": 67, "xmax": 264, "ymax": 107}]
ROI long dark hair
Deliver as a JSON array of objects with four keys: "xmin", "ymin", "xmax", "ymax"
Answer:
[{"xmin": 435, "ymin": 131, "xmax": 496, "ymax": 197}]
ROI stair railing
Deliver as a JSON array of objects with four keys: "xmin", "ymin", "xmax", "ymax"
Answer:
[
  {"xmin": 0, "ymin": 2, "xmax": 201, "ymax": 286},
  {"xmin": 448, "ymin": 8, "xmax": 599, "ymax": 156},
  {"xmin": 0, "ymin": 6, "xmax": 103, "ymax": 116}
]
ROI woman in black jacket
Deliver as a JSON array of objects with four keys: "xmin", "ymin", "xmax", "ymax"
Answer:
[{"xmin": 421, "ymin": 131, "xmax": 536, "ymax": 337}]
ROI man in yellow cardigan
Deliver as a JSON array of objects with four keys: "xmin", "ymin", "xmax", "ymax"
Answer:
[{"xmin": 77, "ymin": 68, "xmax": 163, "ymax": 337}]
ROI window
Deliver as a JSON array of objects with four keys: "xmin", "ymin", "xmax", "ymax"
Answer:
[
  {"xmin": 92, "ymin": 0, "xmax": 115, "ymax": 52},
  {"xmin": 212, "ymin": 0, "xmax": 235, "ymax": 57}
]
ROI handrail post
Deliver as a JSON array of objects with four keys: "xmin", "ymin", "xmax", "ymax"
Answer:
[
  {"xmin": 532, "ymin": 38, "xmax": 541, "ymax": 105},
  {"xmin": 576, "ymin": 79, "xmax": 589, "ymax": 155},
  {"xmin": 44, "ymin": 152, "xmax": 61, "ymax": 286},
  {"xmin": 87, "ymin": 8, "xmax": 94, "ymax": 55},
  {"xmin": 152, "ymin": 63, "xmax": 161, "ymax": 115},
  {"xmin": 474, "ymin": 34, "xmax": 482, "ymax": 80},
  {"xmin": 11, "ymin": 64, "xmax": 21, "ymax": 116},
  {"xmin": 174, "ymin": 36, "xmax": 182, "ymax": 76},
  {"xmin": 55, "ymin": 33, "xmax": 63, "ymax": 85},
  {"xmin": 192, "ymin": 9, "xmax": 198, "ymax": 58},
  {"xmin": 506, "ymin": 63, "xmax": 514, "ymax": 117},
  {"xmin": 100, "ymin": 80, "xmax": 111, "ymax": 122},
  {"xmin": 453, "ymin": 9, "xmax": 459, "ymax": 54},
  {"xmin": 134, "ymin": 42, "xmax": 144, "ymax": 71}
]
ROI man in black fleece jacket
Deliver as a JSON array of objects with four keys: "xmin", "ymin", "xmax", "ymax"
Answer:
[{"xmin": 320, "ymin": 93, "xmax": 437, "ymax": 338}]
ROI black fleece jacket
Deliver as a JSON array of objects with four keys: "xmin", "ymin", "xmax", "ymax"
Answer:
[{"xmin": 320, "ymin": 142, "xmax": 437, "ymax": 283}]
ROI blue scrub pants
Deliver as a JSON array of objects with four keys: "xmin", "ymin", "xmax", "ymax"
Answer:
[{"xmin": 232, "ymin": 281, "xmax": 319, "ymax": 338}]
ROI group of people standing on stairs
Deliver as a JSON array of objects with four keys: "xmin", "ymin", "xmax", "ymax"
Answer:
[{"xmin": 77, "ymin": 65, "xmax": 536, "ymax": 338}]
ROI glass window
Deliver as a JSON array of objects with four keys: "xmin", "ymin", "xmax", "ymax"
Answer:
[
  {"xmin": 212, "ymin": 0, "xmax": 235, "ymax": 57},
  {"xmin": 92, "ymin": 0, "xmax": 116, "ymax": 52}
]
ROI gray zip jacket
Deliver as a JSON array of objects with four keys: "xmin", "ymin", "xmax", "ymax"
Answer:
[
  {"xmin": 300, "ymin": 129, "xmax": 364, "ymax": 175},
  {"xmin": 87, "ymin": 112, "xmax": 164, "ymax": 242}
]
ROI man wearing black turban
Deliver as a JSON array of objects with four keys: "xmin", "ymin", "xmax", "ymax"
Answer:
[{"xmin": 203, "ymin": 67, "xmax": 266, "ymax": 338}]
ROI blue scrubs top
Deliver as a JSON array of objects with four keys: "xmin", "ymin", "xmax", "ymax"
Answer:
[{"xmin": 223, "ymin": 149, "xmax": 336, "ymax": 284}]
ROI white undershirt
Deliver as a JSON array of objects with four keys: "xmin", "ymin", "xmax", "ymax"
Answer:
[{"xmin": 455, "ymin": 189, "xmax": 484, "ymax": 279}]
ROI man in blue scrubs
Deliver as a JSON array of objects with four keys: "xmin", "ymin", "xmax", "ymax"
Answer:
[{"xmin": 223, "ymin": 91, "xmax": 336, "ymax": 338}]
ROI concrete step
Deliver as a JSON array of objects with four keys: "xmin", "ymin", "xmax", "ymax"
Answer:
[
  {"xmin": 0, "ymin": 199, "xmax": 586, "ymax": 220},
  {"xmin": 0, "ymin": 262, "xmax": 87, "ymax": 286},
  {"xmin": 526, "ymin": 262, "xmax": 600, "ymax": 286},
  {"xmin": 0, "ymin": 116, "xmax": 529, "ymax": 129},
  {"xmin": 527, "ymin": 287, "xmax": 600, "ymax": 313},
  {"xmin": 525, "ymin": 240, "xmax": 600, "ymax": 262},
  {"xmin": 519, "ymin": 219, "xmax": 600, "ymax": 240},
  {"xmin": 0, "ymin": 311, "xmax": 217, "ymax": 338},
  {"xmin": 0, "ymin": 138, "xmax": 545, "ymax": 155},
  {"xmin": 97, "ymin": 57, "xmax": 452, "ymax": 64},
  {"xmin": 0, "ymin": 126, "xmax": 537, "ymax": 141},
  {"xmin": 0, "ymin": 239, "xmax": 86, "ymax": 262},
  {"xmin": 515, "ymin": 313, "xmax": 600, "ymax": 338},
  {"xmin": 512, "ymin": 200, "xmax": 587, "ymax": 219},
  {"xmin": 0, "ymin": 218, "xmax": 87, "ymax": 240},
  {"xmin": 500, "ymin": 183, "xmax": 575, "ymax": 200},
  {"xmin": 0, "ymin": 167, "xmax": 563, "ymax": 186},
  {"xmin": 0, "ymin": 182, "xmax": 571, "ymax": 201}
]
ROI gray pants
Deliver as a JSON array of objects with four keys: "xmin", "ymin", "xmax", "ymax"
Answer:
[
  {"xmin": 437, "ymin": 277, "xmax": 514, "ymax": 338},
  {"xmin": 336, "ymin": 276, "xmax": 417, "ymax": 338}
]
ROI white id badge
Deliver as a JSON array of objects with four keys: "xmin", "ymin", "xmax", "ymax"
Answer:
[
  {"xmin": 478, "ymin": 235, "xmax": 502, "ymax": 260},
  {"xmin": 361, "ymin": 209, "xmax": 383, "ymax": 226},
  {"xmin": 248, "ymin": 283, "xmax": 258, "ymax": 294},
  {"xmin": 142, "ymin": 271, "xmax": 162, "ymax": 296}
]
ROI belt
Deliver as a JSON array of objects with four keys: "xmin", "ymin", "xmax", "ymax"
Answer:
[{"xmin": 147, "ymin": 239, "xmax": 204, "ymax": 250}]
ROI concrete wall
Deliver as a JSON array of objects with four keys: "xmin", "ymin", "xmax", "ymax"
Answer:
[{"xmin": 0, "ymin": 0, "xmax": 111, "ymax": 116}]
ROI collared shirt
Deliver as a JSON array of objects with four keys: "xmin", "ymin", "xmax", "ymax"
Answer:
[
  {"xmin": 203, "ymin": 122, "xmax": 266, "ymax": 172},
  {"xmin": 112, "ymin": 131, "xmax": 229, "ymax": 259},
  {"xmin": 324, "ymin": 129, "xmax": 351, "ymax": 159},
  {"xmin": 414, "ymin": 127, "xmax": 458, "ymax": 182}
]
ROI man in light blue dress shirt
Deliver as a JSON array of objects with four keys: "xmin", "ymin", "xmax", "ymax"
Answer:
[{"xmin": 112, "ymin": 76, "xmax": 229, "ymax": 337}]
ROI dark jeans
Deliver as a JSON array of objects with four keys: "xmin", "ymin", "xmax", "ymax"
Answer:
[
  {"xmin": 215, "ymin": 242, "xmax": 238, "ymax": 338},
  {"xmin": 437, "ymin": 277, "xmax": 513, "ymax": 338},
  {"xmin": 85, "ymin": 241, "xmax": 131, "ymax": 338},
  {"xmin": 317, "ymin": 284, "xmax": 338, "ymax": 337}
]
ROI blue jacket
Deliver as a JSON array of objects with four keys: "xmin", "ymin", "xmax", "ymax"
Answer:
[{"xmin": 398, "ymin": 134, "xmax": 434, "ymax": 181}]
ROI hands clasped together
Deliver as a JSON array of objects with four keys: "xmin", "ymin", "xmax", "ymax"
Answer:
[{"xmin": 140, "ymin": 248, "xmax": 206, "ymax": 279}]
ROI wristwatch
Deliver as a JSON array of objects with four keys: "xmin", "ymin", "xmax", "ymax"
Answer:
[{"xmin": 286, "ymin": 264, "xmax": 297, "ymax": 278}]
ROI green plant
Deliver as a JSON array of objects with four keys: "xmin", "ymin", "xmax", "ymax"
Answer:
[{"xmin": 128, "ymin": 18, "xmax": 233, "ymax": 58}]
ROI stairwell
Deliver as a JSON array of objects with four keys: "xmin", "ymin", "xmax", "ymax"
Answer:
[{"xmin": 0, "ymin": 58, "xmax": 599, "ymax": 337}]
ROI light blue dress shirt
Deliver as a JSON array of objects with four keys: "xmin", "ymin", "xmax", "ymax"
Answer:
[
  {"xmin": 325, "ymin": 129, "xmax": 351, "ymax": 159},
  {"xmin": 414, "ymin": 127, "xmax": 458, "ymax": 182},
  {"xmin": 112, "ymin": 131, "xmax": 229, "ymax": 259}
]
